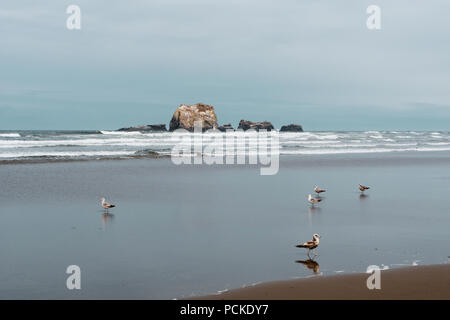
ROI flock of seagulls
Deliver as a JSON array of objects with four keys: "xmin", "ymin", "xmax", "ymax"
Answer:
[
  {"xmin": 100, "ymin": 183, "xmax": 371, "ymax": 261},
  {"xmin": 307, "ymin": 185, "xmax": 326, "ymax": 207},
  {"xmin": 299, "ymin": 184, "xmax": 371, "ymax": 259}
]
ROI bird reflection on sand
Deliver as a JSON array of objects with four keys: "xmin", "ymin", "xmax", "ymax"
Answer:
[
  {"xmin": 296, "ymin": 258, "xmax": 320, "ymax": 275},
  {"xmin": 102, "ymin": 213, "xmax": 114, "ymax": 230},
  {"xmin": 307, "ymin": 207, "xmax": 321, "ymax": 226},
  {"xmin": 308, "ymin": 206, "xmax": 321, "ymax": 214},
  {"xmin": 359, "ymin": 193, "xmax": 369, "ymax": 200}
]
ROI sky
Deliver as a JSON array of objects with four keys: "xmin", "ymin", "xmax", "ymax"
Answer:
[{"xmin": 0, "ymin": 0, "xmax": 450, "ymax": 130}]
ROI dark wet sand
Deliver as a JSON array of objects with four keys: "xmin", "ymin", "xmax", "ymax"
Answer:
[
  {"xmin": 199, "ymin": 264, "xmax": 450, "ymax": 300},
  {"xmin": 1, "ymin": 153, "xmax": 450, "ymax": 299}
]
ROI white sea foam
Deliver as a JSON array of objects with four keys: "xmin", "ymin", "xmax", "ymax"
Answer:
[
  {"xmin": 0, "ymin": 150, "xmax": 132, "ymax": 159},
  {"xmin": 2, "ymin": 130, "xmax": 450, "ymax": 161},
  {"xmin": 280, "ymin": 146, "xmax": 450, "ymax": 155},
  {"xmin": 0, "ymin": 133, "xmax": 20, "ymax": 137},
  {"xmin": 425, "ymin": 142, "xmax": 450, "ymax": 146},
  {"xmin": 100, "ymin": 130, "xmax": 143, "ymax": 135}
]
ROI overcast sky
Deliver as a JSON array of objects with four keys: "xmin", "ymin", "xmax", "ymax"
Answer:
[{"xmin": 1, "ymin": 0, "xmax": 449, "ymax": 130}]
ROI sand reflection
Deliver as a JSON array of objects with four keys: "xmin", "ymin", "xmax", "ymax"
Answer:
[
  {"xmin": 296, "ymin": 258, "xmax": 320, "ymax": 275},
  {"xmin": 102, "ymin": 213, "xmax": 114, "ymax": 230}
]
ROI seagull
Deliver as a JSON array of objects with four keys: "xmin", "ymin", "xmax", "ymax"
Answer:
[
  {"xmin": 359, "ymin": 184, "xmax": 370, "ymax": 192},
  {"xmin": 314, "ymin": 186, "xmax": 326, "ymax": 195},
  {"xmin": 308, "ymin": 194, "xmax": 322, "ymax": 207},
  {"xmin": 100, "ymin": 197, "xmax": 116, "ymax": 212},
  {"xmin": 296, "ymin": 233, "xmax": 321, "ymax": 258}
]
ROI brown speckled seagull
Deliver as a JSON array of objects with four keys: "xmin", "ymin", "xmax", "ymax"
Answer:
[
  {"xmin": 359, "ymin": 184, "xmax": 370, "ymax": 192},
  {"xmin": 308, "ymin": 194, "xmax": 322, "ymax": 207},
  {"xmin": 101, "ymin": 197, "xmax": 116, "ymax": 212},
  {"xmin": 296, "ymin": 233, "xmax": 320, "ymax": 258},
  {"xmin": 314, "ymin": 186, "xmax": 326, "ymax": 195}
]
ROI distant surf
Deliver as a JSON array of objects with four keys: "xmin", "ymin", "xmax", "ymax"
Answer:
[
  {"xmin": 0, "ymin": 133, "xmax": 21, "ymax": 138},
  {"xmin": 0, "ymin": 130, "xmax": 449, "ymax": 163}
]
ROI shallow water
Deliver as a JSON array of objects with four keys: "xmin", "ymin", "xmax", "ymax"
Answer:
[{"xmin": 0, "ymin": 152, "xmax": 449, "ymax": 299}]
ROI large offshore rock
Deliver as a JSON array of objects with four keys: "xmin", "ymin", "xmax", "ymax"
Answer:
[{"xmin": 169, "ymin": 103, "xmax": 218, "ymax": 132}]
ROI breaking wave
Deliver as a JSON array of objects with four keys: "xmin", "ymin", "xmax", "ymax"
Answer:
[{"xmin": 1, "ymin": 130, "xmax": 449, "ymax": 163}]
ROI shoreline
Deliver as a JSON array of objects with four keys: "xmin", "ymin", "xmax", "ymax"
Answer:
[
  {"xmin": 2, "ymin": 149, "xmax": 450, "ymax": 166},
  {"xmin": 196, "ymin": 264, "xmax": 450, "ymax": 300}
]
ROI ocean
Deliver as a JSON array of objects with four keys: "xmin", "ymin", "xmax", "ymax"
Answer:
[
  {"xmin": 0, "ymin": 130, "xmax": 449, "ymax": 299},
  {"xmin": 1, "ymin": 130, "xmax": 450, "ymax": 163}
]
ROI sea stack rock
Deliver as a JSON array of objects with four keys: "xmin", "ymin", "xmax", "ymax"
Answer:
[
  {"xmin": 280, "ymin": 124, "xmax": 303, "ymax": 132},
  {"xmin": 169, "ymin": 103, "xmax": 218, "ymax": 132},
  {"xmin": 237, "ymin": 120, "xmax": 274, "ymax": 131},
  {"xmin": 217, "ymin": 124, "xmax": 234, "ymax": 132},
  {"xmin": 117, "ymin": 124, "xmax": 167, "ymax": 132}
]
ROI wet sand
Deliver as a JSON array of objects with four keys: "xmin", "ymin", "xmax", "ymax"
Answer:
[
  {"xmin": 200, "ymin": 264, "xmax": 450, "ymax": 300},
  {"xmin": 1, "ymin": 153, "xmax": 450, "ymax": 298}
]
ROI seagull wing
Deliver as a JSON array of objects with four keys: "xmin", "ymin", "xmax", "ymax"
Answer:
[{"xmin": 296, "ymin": 240, "xmax": 314, "ymax": 248}]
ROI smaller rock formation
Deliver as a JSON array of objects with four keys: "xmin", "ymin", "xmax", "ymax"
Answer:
[
  {"xmin": 217, "ymin": 124, "xmax": 234, "ymax": 132},
  {"xmin": 117, "ymin": 124, "xmax": 167, "ymax": 132},
  {"xmin": 237, "ymin": 120, "xmax": 274, "ymax": 131},
  {"xmin": 134, "ymin": 149, "xmax": 170, "ymax": 158},
  {"xmin": 280, "ymin": 124, "xmax": 303, "ymax": 132},
  {"xmin": 169, "ymin": 103, "xmax": 218, "ymax": 132}
]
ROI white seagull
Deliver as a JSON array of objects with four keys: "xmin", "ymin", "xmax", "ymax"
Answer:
[
  {"xmin": 296, "ymin": 233, "xmax": 321, "ymax": 258},
  {"xmin": 314, "ymin": 185, "xmax": 326, "ymax": 195},
  {"xmin": 101, "ymin": 197, "xmax": 116, "ymax": 212},
  {"xmin": 359, "ymin": 184, "xmax": 370, "ymax": 192},
  {"xmin": 308, "ymin": 194, "xmax": 322, "ymax": 206}
]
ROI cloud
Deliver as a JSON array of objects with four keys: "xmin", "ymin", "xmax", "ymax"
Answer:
[{"xmin": 0, "ymin": 0, "xmax": 449, "ymax": 129}]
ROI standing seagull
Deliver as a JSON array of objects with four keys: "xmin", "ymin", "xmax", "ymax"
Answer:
[
  {"xmin": 359, "ymin": 184, "xmax": 370, "ymax": 193},
  {"xmin": 296, "ymin": 233, "xmax": 321, "ymax": 258},
  {"xmin": 100, "ymin": 197, "xmax": 116, "ymax": 212},
  {"xmin": 308, "ymin": 194, "xmax": 322, "ymax": 207},
  {"xmin": 314, "ymin": 186, "xmax": 326, "ymax": 195}
]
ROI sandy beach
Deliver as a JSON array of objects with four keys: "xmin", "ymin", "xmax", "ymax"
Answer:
[
  {"xmin": 200, "ymin": 264, "xmax": 450, "ymax": 300},
  {"xmin": 2, "ymin": 1, "xmax": 450, "ymax": 308},
  {"xmin": 1, "ymin": 153, "xmax": 449, "ymax": 299}
]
